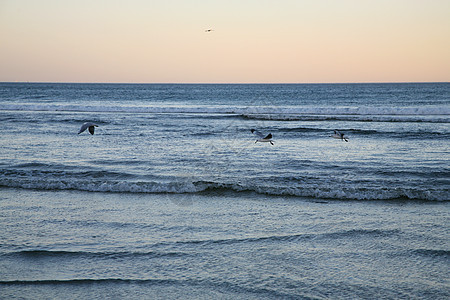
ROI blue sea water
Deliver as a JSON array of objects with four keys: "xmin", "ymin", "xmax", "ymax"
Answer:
[{"xmin": 0, "ymin": 83, "xmax": 449, "ymax": 299}]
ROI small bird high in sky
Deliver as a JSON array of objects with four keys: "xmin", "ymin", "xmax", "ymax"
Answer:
[{"xmin": 1, "ymin": 1, "xmax": 448, "ymax": 83}]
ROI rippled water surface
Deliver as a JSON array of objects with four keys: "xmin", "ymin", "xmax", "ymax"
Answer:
[{"xmin": 0, "ymin": 83, "xmax": 449, "ymax": 299}]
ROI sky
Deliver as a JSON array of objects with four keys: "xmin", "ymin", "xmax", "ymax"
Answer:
[{"xmin": 1, "ymin": 0, "xmax": 449, "ymax": 83}]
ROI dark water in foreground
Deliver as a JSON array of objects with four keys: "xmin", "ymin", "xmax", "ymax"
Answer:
[
  {"xmin": 0, "ymin": 83, "xmax": 449, "ymax": 298},
  {"xmin": 1, "ymin": 189, "xmax": 449, "ymax": 299}
]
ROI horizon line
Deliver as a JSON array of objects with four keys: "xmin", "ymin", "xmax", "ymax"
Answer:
[{"xmin": 2, "ymin": 81, "xmax": 449, "ymax": 85}]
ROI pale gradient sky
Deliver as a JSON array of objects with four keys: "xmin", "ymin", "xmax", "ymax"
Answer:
[{"xmin": 1, "ymin": 0, "xmax": 449, "ymax": 83}]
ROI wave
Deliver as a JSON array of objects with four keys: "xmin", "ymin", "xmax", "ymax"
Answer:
[
  {"xmin": 0, "ymin": 276, "xmax": 295, "ymax": 299},
  {"xmin": 2, "ymin": 103, "xmax": 449, "ymax": 119},
  {"xmin": 197, "ymin": 182, "xmax": 448, "ymax": 201},
  {"xmin": 1, "ymin": 163, "xmax": 448, "ymax": 201},
  {"xmin": 3, "ymin": 227, "xmax": 405, "ymax": 257},
  {"xmin": 0, "ymin": 175, "xmax": 447, "ymax": 201},
  {"xmin": 241, "ymin": 113, "xmax": 450, "ymax": 123},
  {"xmin": 278, "ymin": 127, "xmax": 450, "ymax": 140},
  {"xmin": 0, "ymin": 277, "xmax": 288, "ymax": 299},
  {"xmin": 0, "ymin": 177, "xmax": 201, "ymax": 194},
  {"xmin": 169, "ymin": 229, "xmax": 402, "ymax": 247},
  {"xmin": 411, "ymin": 249, "xmax": 450, "ymax": 258},
  {"xmin": 1, "ymin": 229, "xmax": 400, "ymax": 260},
  {"xmin": 2, "ymin": 249, "xmax": 189, "ymax": 260},
  {"xmin": 0, "ymin": 278, "xmax": 181, "ymax": 285},
  {"xmin": 2, "ymin": 164, "xmax": 138, "ymax": 181}
]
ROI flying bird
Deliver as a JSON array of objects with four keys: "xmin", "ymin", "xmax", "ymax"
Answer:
[
  {"xmin": 205, "ymin": 29, "xmax": 214, "ymax": 32},
  {"xmin": 331, "ymin": 130, "xmax": 348, "ymax": 142},
  {"xmin": 251, "ymin": 129, "xmax": 274, "ymax": 145},
  {"xmin": 78, "ymin": 122, "xmax": 98, "ymax": 135}
]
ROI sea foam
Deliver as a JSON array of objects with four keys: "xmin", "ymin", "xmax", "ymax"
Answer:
[
  {"xmin": 0, "ymin": 177, "xmax": 447, "ymax": 201},
  {"xmin": 1, "ymin": 103, "xmax": 449, "ymax": 116}
]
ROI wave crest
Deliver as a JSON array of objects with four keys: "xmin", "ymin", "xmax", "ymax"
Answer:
[
  {"xmin": 2, "ymin": 103, "xmax": 449, "ymax": 117},
  {"xmin": 0, "ymin": 177, "xmax": 447, "ymax": 201}
]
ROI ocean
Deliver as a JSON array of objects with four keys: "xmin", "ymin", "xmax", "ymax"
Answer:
[{"xmin": 0, "ymin": 82, "xmax": 449, "ymax": 299}]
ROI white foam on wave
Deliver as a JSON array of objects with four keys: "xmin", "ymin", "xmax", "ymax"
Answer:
[
  {"xmin": 253, "ymin": 185, "xmax": 448, "ymax": 201},
  {"xmin": 242, "ymin": 114, "xmax": 450, "ymax": 123},
  {"xmin": 0, "ymin": 178, "xmax": 203, "ymax": 194},
  {"xmin": 0, "ymin": 178, "xmax": 447, "ymax": 201},
  {"xmin": 1, "ymin": 103, "xmax": 449, "ymax": 116}
]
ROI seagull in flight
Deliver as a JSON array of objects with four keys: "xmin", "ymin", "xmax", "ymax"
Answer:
[
  {"xmin": 78, "ymin": 122, "xmax": 98, "ymax": 135},
  {"xmin": 331, "ymin": 129, "xmax": 348, "ymax": 142},
  {"xmin": 205, "ymin": 29, "xmax": 214, "ymax": 32},
  {"xmin": 251, "ymin": 129, "xmax": 274, "ymax": 145}
]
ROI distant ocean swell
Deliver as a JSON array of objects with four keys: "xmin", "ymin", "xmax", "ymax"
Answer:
[
  {"xmin": 2, "ymin": 277, "xmax": 446, "ymax": 300},
  {"xmin": 3, "ymin": 228, "xmax": 447, "ymax": 259},
  {"xmin": 0, "ymin": 176, "xmax": 447, "ymax": 201},
  {"xmin": 1, "ymin": 277, "xmax": 443, "ymax": 300},
  {"xmin": 2, "ymin": 103, "xmax": 449, "ymax": 116},
  {"xmin": 0, "ymin": 278, "xmax": 184, "ymax": 285},
  {"xmin": 278, "ymin": 127, "xmax": 449, "ymax": 139},
  {"xmin": 1, "ymin": 250, "xmax": 189, "ymax": 260},
  {"xmin": 0, "ymin": 278, "xmax": 303, "ymax": 300},
  {"xmin": 241, "ymin": 114, "xmax": 450, "ymax": 123}
]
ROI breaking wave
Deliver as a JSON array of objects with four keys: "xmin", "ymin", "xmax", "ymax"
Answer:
[
  {"xmin": 1, "ymin": 103, "xmax": 449, "ymax": 122},
  {"xmin": 0, "ymin": 176, "xmax": 447, "ymax": 201},
  {"xmin": 241, "ymin": 113, "xmax": 450, "ymax": 123}
]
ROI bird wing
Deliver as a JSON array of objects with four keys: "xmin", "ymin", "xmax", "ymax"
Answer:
[
  {"xmin": 88, "ymin": 126, "xmax": 96, "ymax": 135},
  {"xmin": 79, "ymin": 122, "xmax": 97, "ymax": 134},
  {"xmin": 251, "ymin": 129, "xmax": 265, "ymax": 139},
  {"xmin": 263, "ymin": 133, "xmax": 272, "ymax": 140},
  {"xmin": 78, "ymin": 123, "xmax": 89, "ymax": 134}
]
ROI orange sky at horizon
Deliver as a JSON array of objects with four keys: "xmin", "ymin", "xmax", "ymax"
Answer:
[{"xmin": 1, "ymin": 0, "xmax": 449, "ymax": 83}]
